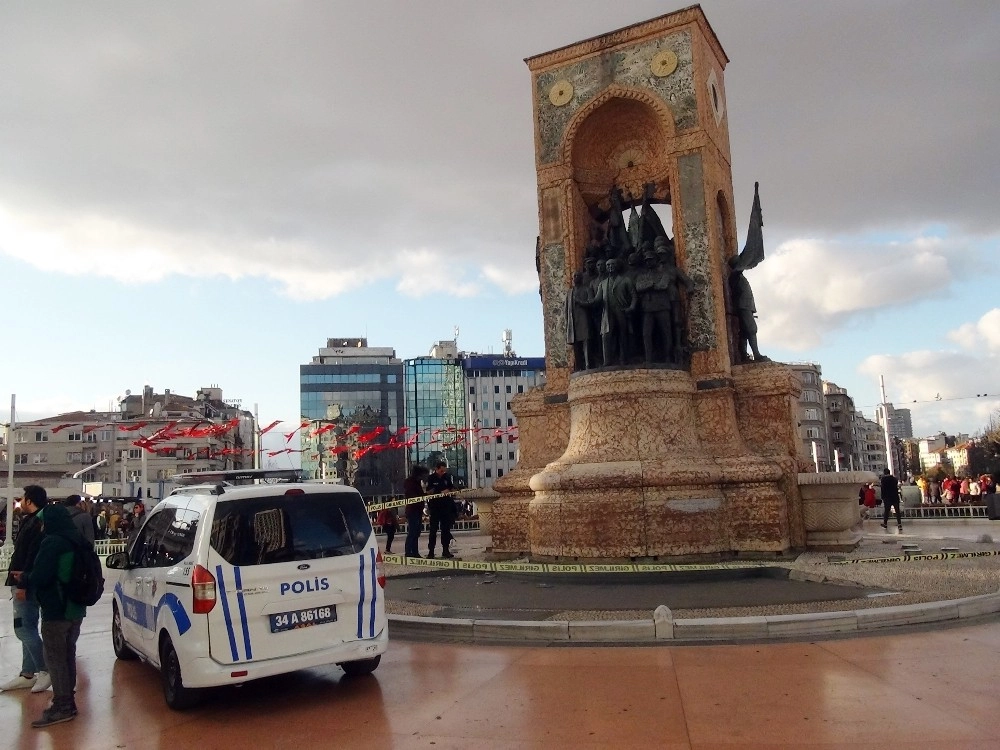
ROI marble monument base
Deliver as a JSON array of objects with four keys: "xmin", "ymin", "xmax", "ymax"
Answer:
[{"xmin": 526, "ymin": 369, "xmax": 794, "ymax": 560}]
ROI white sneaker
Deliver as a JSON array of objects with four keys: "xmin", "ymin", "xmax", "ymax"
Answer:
[
  {"xmin": 0, "ymin": 673, "xmax": 36, "ymax": 691},
  {"xmin": 30, "ymin": 672, "xmax": 51, "ymax": 693}
]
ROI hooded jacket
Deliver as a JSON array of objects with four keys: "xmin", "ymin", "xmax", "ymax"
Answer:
[{"xmin": 26, "ymin": 504, "xmax": 87, "ymax": 622}]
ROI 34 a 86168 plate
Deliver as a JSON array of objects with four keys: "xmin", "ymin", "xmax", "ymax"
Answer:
[{"xmin": 269, "ymin": 605, "xmax": 337, "ymax": 633}]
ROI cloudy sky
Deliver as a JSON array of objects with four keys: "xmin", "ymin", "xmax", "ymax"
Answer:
[{"xmin": 2, "ymin": 0, "xmax": 998, "ymax": 448}]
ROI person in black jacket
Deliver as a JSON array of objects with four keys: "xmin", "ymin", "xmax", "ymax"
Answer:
[
  {"xmin": 425, "ymin": 462, "xmax": 457, "ymax": 559},
  {"xmin": 880, "ymin": 467, "xmax": 903, "ymax": 531},
  {"xmin": 402, "ymin": 464, "xmax": 429, "ymax": 558},
  {"xmin": 62, "ymin": 495, "xmax": 95, "ymax": 548},
  {"xmin": 27, "ymin": 503, "xmax": 88, "ymax": 727},
  {"xmin": 1, "ymin": 485, "xmax": 50, "ymax": 694}
]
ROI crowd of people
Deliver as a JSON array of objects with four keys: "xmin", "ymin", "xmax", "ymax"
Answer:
[
  {"xmin": 4, "ymin": 496, "xmax": 145, "ymax": 546},
  {"xmin": 916, "ymin": 474, "xmax": 996, "ymax": 505}
]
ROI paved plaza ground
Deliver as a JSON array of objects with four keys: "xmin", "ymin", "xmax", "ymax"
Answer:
[{"xmin": 1, "ymin": 518, "xmax": 998, "ymax": 747}]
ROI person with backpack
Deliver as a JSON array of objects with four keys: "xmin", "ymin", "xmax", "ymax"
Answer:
[{"xmin": 26, "ymin": 503, "xmax": 89, "ymax": 727}]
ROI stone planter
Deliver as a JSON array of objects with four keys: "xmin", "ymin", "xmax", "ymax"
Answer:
[
  {"xmin": 462, "ymin": 488, "xmax": 499, "ymax": 536},
  {"xmin": 798, "ymin": 471, "xmax": 876, "ymax": 550}
]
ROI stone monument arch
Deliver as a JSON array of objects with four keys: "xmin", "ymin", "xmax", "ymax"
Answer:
[{"xmin": 492, "ymin": 5, "xmax": 817, "ymax": 560}]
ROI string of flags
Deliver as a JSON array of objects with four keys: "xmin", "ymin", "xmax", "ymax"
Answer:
[{"xmin": 45, "ymin": 418, "xmax": 520, "ymax": 462}]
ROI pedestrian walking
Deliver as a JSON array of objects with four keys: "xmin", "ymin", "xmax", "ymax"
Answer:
[
  {"xmin": 880, "ymin": 467, "xmax": 903, "ymax": 531},
  {"xmin": 376, "ymin": 507, "xmax": 399, "ymax": 554},
  {"xmin": 1, "ymin": 486, "xmax": 50, "ymax": 694}
]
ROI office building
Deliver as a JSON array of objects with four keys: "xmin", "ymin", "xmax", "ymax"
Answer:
[{"xmin": 299, "ymin": 338, "xmax": 405, "ymax": 497}]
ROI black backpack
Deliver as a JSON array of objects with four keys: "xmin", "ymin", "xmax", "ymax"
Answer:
[{"xmin": 65, "ymin": 540, "xmax": 105, "ymax": 607}]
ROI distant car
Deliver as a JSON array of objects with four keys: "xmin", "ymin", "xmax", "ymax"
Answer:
[{"xmin": 106, "ymin": 482, "xmax": 387, "ymax": 709}]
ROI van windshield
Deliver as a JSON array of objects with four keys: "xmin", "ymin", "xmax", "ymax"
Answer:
[{"xmin": 209, "ymin": 492, "xmax": 372, "ymax": 566}]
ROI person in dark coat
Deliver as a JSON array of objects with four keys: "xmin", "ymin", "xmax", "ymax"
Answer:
[
  {"xmin": 880, "ymin": 467, "xmax": 902, "ymax": 531},
  {"xmin": 62, "ymin": 495, "xmax": 95, "ymax": 548},
  {"xmin": 1, "ymin": 485, "xmax": 49, "ymax": 694},
  {"xmin": 402, "ymin": 464, "xmax": 429, "ymax": 558},
  {"xmin": 27, "ymin": 504, "xmax": 88, "ymax": 727}
]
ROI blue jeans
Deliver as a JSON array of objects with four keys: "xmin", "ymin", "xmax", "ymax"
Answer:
[{"xmin": 11, "ymin": 586, "xmax": 46, "ymax": 675}]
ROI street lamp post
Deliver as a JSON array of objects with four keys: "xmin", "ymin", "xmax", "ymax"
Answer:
[{"xmin": 3, "ymin": 394, "xmax": 16, "ymax": 551}]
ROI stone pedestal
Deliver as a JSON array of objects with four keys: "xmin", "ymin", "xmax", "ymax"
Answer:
[
  {"xmin": 527, "ymin": 369, "xmax": 791, "ymax": 559},
  {"xmin": 798, "ymin": 471, "xmax": 875, "ymax": 550},
  {"xmin": 491, "ymin": 387, "xmax": 569, "ymax": 554}
]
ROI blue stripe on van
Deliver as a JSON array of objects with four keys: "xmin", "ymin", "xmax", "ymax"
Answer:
[
  {"xmin": 368, "ymin": 548, "xmax": 377, "ymax": 638},
  {"xmin": 357, "ymin": 553, "xmax": 366, "ymax": 639},
  {"xmin": 215, "ymin": 565, "xmax": 240, "ymax": 662},
  {"xmin": 233, "ymin": 566, "xmax": 253, "ymax": 661}
]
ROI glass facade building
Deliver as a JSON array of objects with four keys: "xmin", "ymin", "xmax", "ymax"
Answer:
[
  {"xmin": 299, "ymin": 339, "xmax": 405, "ymax": 497},
  {"xmin": 404, "ymin": 356, "xmax": 469, "ymax": 487}
]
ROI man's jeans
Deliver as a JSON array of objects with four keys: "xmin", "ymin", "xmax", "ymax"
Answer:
[
  {"xmin": 40, "ymin": 620, "xmax": 82, "ymax": 708},
  {"xmin": 11, "ymin": 586, "xmax": 46, "ymax": 675}
]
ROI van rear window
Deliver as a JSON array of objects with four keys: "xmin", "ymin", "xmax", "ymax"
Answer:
[{"xmin": 209, "ymin": 492, "xmax": 372, "ymax": 566}]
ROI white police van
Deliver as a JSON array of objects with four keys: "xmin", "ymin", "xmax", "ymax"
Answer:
[{"xmin": 106, "ymin": 474, "xmax": 387, "ymax": 709}]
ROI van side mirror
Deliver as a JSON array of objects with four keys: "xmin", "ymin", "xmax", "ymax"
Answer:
[{"xmin": 105, "ymin": 551, "xmax": 132, "ymax": 570}]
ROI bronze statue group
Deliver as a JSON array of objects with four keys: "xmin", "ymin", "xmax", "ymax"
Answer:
[{"xmin": 566, "ymin": 181, "xmax": 768, "ymax": 371}]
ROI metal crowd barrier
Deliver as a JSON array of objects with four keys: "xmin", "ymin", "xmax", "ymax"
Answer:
[
  {"xmin": 898, "ymin": 505, "xmax": 990, "ymax": 519},
  {"xmin": 0, "ymin": 540, "xmax": 127, "ymax": 573}
]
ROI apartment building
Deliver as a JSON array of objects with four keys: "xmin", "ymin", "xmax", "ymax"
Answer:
[
  {"xmin": 8, "ymin": 385, "xmax": 254, "ymax": 499},
  {"xmin": 789, "ymin": 363, "xmax": 831, "ymax": 471}
]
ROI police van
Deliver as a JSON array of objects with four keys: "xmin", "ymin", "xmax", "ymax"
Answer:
[{"xmin": 105, "ymin": 473, "xmax": 387, "ymax": 709}]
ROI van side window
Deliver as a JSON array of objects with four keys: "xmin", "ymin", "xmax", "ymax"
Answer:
[
  {"xmin": 157, "ymin": 507, "xmax": 200, "ymax": 566},
  {"xmin": 129, "ymin": 511, "xmax": 173, "ymax": 568},
  {"xmin": 210, "ymin": 492, "xmax": 372, "ymax": 566}
]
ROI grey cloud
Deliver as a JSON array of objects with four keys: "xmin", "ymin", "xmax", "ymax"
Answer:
[{"xmin": 0, "ymin": 1, "xmax": 997, "ymax": 299}]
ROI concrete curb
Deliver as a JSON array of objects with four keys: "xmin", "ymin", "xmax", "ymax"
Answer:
[{"xmin": 388, "ymin": 590, "xmax": 1000, "ymax": 644}]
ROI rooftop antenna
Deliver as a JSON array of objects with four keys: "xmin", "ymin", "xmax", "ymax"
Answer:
[
  {"xmin": 502, "ymin": 329, "xmax": 513, "ymax": 357},
  {"xmin": 453, "ymin": 325, "xmax": 460, "ymax": 343}
]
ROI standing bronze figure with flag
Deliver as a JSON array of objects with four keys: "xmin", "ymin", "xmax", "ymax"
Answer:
[{"xmin": 728, "ymin": 182, "xmax": 769, "ymax": 363}]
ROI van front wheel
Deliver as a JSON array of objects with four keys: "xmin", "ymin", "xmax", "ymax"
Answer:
[
  {"xmin": 340, "ymin": 655, "xmax": 381, "ymax": 677},
  {"xmin": 112, "ymin": 604, "xmax": 138, "ymax": 661},
  {"xmin": 160, "ymin": 637, "xmax": 203, "ymax": 710}
]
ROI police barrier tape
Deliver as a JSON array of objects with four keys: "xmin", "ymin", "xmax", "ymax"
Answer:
[
  {"xmin": 826, "ymin": 549, "xmax": 1000, "ymax": 565},
  {"xmin": 367, "ymin": 489, "xmax": 476, "ymax": 514},
  {"xmin": 381, "ymin": 553, "xmax": 780, "ymax": 574},
  {"xmin": 381, "ymin": 548, "xmax": 1000, "ymax": 574}
]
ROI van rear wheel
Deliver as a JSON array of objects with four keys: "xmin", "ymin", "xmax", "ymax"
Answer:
[
  {"xmin": 112, "ymin": 604, "xmax": 138, "ymax": 661},
  {"xmin": 340, "ymin": 655, "xmax": 381, "ymax": 677},
  {"xmin": 160, "ymin": 637, "xmax": 203, "ymax": 710}
]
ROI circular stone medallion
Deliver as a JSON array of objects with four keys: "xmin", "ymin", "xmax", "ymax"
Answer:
[
  {"xmin": 651, "ymin": 49, "xmax": 678, "ymax": 78},
  {"xmin": 548, "ymin": 79, "xmax": 574, "ymax": 107}
]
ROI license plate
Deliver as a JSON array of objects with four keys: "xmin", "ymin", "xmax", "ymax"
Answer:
[{"xmin": 269, "ymin": 605, "xmax": 337, "ymax": 633}]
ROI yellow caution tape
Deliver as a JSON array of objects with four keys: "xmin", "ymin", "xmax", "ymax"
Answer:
[
  {"xmin": 381, "ymin": 548, "xmax": 1000, "ymax": 573},
  {"xmin": 367, "ymin": 488, "xmax": 476, "ymax": 513},
  {"xmin": 381, "ymin": 554, "xmax": 779, "ymax": 574},
  {"xmin": 827, "ymin": 549, "xmax": 1000, "ymax": 565}
]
